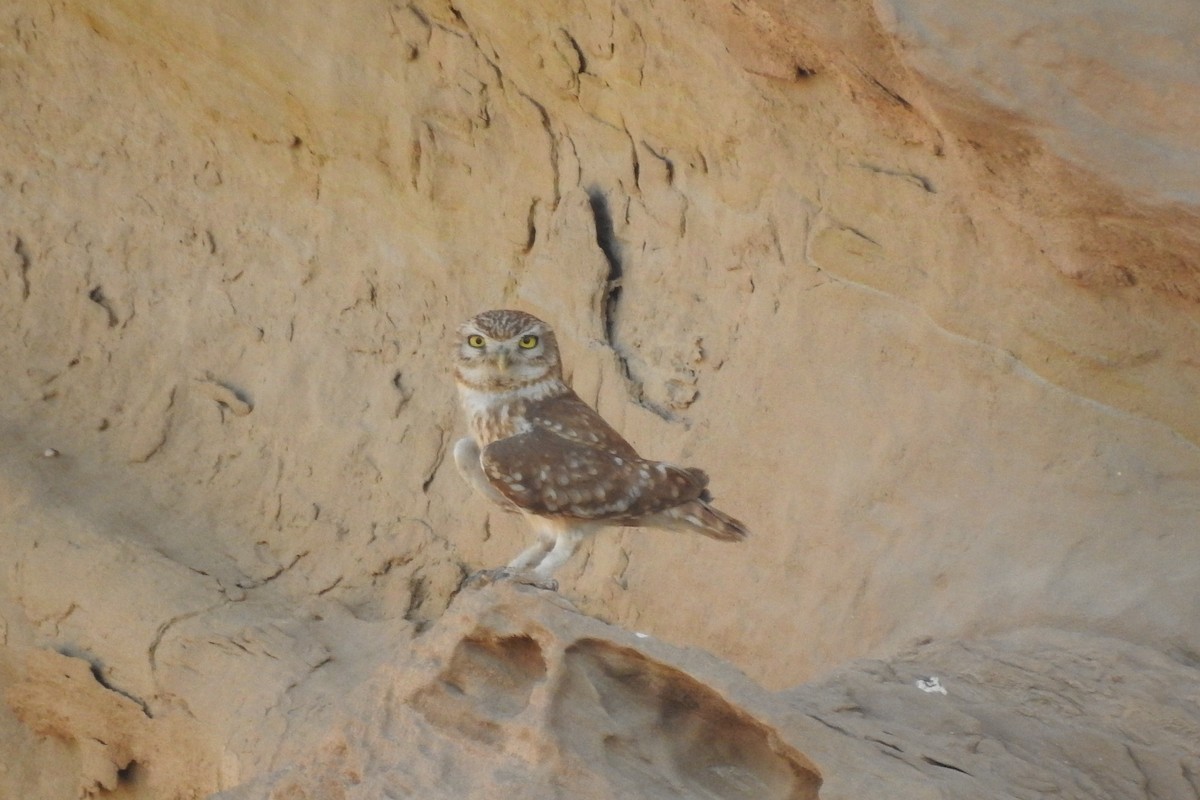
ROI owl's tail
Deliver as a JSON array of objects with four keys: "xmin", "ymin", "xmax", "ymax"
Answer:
[{"xmin": 661, "ymin": 499, "xmax": 750, "ymax": 542}]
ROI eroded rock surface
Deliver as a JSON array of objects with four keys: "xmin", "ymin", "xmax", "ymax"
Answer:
[
  {"xmin": 207, "ymin": 586, "xmax": 1200, "ymax": 800},
  {"xmin": 2, "ymin": 0, "xmax": 1199, "ymax": 797}
]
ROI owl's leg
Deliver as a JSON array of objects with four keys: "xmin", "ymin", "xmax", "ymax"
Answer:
[
  {"xmin": 530, "ymin": 528, "xmax": 586, "ymax": 581},
  {"xmin": 466, "ymin": 527, "xmax": 558, "ymax": 591},
  {"xmin": 468, "ymin": 524, "xmax": 584, "ymax": 592},
  {"xmin": 506, "ymin": 529, "xmax": 556, "ymax": 571}
]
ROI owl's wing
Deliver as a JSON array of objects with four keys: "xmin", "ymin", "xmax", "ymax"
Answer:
[
  {"xmin": 480, "ymin": 427, "xmax": 708, "ymax": 521},
  {"xmin": 524, "ymin": 391, "xmax": 641, "ymax": 458}
]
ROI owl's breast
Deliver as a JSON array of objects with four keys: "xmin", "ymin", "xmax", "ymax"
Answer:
[
  {"xmin": 469, "ymin": 400, "xmax": 531, "ymax": 446},
  {"xmin": 457, "ymin": 377, "xmax": 567, "ymax": 446}
]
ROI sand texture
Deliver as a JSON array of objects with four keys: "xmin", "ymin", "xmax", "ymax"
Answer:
[{"xmin": 2, "ymin": 1, "xmax": 1198, "ymax": 797}]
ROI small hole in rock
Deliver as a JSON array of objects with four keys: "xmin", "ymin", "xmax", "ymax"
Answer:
[{"xmin": 118, "ymin": 760, "xmax": 141, "ymax": 785}]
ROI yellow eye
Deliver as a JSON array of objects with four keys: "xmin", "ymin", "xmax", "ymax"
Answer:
[
  {"xmin": 467, "ymin": 334, "xmax": 485, "ymax": 348},
  {"xmin": 518, "ymin": 334, "xmax": 539, "ymax": 349}
]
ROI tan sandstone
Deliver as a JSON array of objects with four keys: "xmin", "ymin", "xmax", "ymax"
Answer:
[{"xmin": 2, "ymin": 0, "xmax": 1198, "ymax": 797}]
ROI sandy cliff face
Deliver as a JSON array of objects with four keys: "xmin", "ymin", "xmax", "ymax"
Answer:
[{"xmin": 1, "ymin": 1, "xmax": 1198, "ymax": 797}]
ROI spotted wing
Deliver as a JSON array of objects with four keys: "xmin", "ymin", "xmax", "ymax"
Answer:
[
  {"xmin": 480, "ymin": 427, "xmax": 708, "ymax": 521},
  {"xmin": 524, "ymin": 391, "xmax": 641, "ymax": 459}
]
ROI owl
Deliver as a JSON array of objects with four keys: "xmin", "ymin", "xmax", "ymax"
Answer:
[{"xmin": 452, "ymin": 309, "xmax": 748, "ymax": 589}]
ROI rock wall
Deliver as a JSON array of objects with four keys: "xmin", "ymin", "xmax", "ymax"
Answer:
[{"xmin": 2, "ymin": 1, "xmax": 1198, "ymax": 797}]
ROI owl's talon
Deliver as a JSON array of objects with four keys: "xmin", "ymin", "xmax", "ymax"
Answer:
[{"xmin": 465, "ymin": 567, "xmax": 558, "ymax": 592}]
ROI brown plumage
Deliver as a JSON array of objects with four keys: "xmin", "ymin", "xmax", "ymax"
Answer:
[{"xmin": 452, "ymin": 309, "xmax": 748, "ymax": 585}]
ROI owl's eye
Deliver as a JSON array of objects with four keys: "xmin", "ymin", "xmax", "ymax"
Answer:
[
  {"xmin": 518, "ymin": 334, "xmax": 539, "ymax": 349},
  {"xmin": 467, "ymin": 334, "xmax": 486, "ymax": 348}
]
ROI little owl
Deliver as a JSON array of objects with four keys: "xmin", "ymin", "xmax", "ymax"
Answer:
[{"xmin": 452, "ymin": 309, "xmax": 748, "ymax": 588}]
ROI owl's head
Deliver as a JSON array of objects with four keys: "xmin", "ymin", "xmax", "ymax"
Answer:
[{"xmin": 454, "ymin": 309, "xmax": 563, "ymax": 389}]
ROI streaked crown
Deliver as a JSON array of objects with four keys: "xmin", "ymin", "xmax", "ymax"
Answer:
[{"xmin": 461, "ymin": 309, "xmax": 549, "ymax": 341}]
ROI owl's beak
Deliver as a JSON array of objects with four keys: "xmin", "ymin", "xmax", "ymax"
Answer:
[{"xmin": 496, "ymin": 351, "xmax": 511, "ymax": 371}]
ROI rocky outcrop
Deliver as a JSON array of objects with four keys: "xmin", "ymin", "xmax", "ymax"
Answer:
[
  {"xmin": 2, "ymin": 0, "xmax": 1198, "ymax": 797},
  {"xmin": 236, "ymin": 587, "xmax": 1200, "ymax": 799},
  {"xmin": 13, "ymin": 580, "xmax": 1197, "ymax": 799}
]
